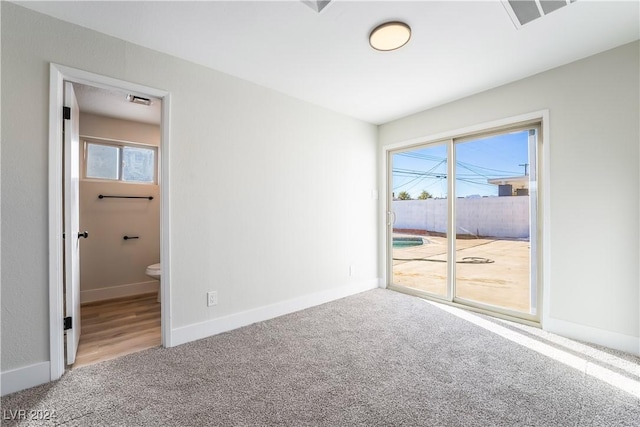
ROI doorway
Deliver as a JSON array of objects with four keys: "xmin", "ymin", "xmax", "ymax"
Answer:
[
  {"xmin": 49, "ymin": 64, "xmax": 172, "ymax": 381},
  {"xmin": 71, "ymin": 82, "xmax": 162, "ymax": 367},
  {"xmin": 387, "ymin": 121, "xmax": 541, "ymax": 323}
]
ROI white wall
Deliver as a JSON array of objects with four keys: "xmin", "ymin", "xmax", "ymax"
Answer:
[
  {"xmin": 0, "ymin": 3, "xmax": 378, "ymax": 376},
  {"xmin": 79, "ymin": 114, "xmax": 161, "ymax": 302},
  {"xmin": 380, "ymin": 41, "xmax": 640, "ymax": 353},
  {"xmin": 393, "ymin": 196, "xmax": 530, "ymax": 239}
]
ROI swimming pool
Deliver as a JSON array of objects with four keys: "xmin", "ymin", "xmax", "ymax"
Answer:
[{"xmin": 392, "ymin": 237, "xmax": 424, "ymax": 248}]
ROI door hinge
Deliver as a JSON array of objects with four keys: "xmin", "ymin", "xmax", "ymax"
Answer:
[
  {"xmin": 63, "ymin": 106, "xmax": 71, "ymax": 120},
  {"xmin": 63, "ymin": 316, "xmax": 72, "ymax": 331}
]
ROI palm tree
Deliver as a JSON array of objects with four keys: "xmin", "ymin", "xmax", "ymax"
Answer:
[{"xmin": 397, "ymin": 191, "xmax": 412, "ymax": 200}]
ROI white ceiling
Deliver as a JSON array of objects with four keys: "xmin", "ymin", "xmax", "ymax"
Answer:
[
  {"xmin": 73, "ymin": 83, "xmax": 162, "ymax": 125},
  {"xmin": 16, "ymin": 1, "xmax": 640, "ymax": 125}
]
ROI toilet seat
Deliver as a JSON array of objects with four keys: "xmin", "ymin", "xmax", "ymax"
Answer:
[
  {"xmin": 145, "ymin": 263, "xmax": 161, "ymax": 302},
  {"xmin": 146, "ymin": 263, "xmax": 161, "ymax": 277}
]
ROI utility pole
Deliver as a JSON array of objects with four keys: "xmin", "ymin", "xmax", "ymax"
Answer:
[{"xmin": 519, "ymin": 163, "xmax": 529, "ymax": 176}]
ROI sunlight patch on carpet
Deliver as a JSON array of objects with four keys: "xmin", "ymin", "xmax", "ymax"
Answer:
[{"xmin": 421, "ymin": 299, "xmax": 640, "ymax": 399}]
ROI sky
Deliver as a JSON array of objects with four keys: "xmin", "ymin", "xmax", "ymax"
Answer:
[{"xmin": 392, "ymin": 129, "xmax": 531, "ymax": 199}]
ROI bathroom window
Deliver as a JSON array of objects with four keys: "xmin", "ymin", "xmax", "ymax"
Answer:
[{"xmin": 84, "ymin": 140, "xmax": 157, "ymax": 184}]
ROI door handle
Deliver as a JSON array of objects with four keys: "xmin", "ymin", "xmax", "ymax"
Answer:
[
  {"xmin": 387, "ymin": 211, "xmax": 397, "ymax": 226},
  {"xmin": 78, "ymin": 231, "xmax": 88, "ymax": 239}
]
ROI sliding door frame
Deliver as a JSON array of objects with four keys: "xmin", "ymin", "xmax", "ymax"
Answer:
[{"xmin": 382, "ymin": 111, "xmax": 550, "ymax": 327}]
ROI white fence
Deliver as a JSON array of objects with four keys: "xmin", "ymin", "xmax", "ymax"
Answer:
[{"xmin": 393, "ymin": 196, "xmax": 530, "ymax": 239}]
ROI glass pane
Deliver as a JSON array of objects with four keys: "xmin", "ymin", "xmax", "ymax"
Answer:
[
  {"xmin": 86, "ymin": 143, "xmax": 119, "ymax": 180},
  {"xmin": 122, "ymin": 146, "xmax": 155, "ymax": 183},
  {"xmin": 454, "ymin": 130, "xmax": 533, "ymax": 314},
  {"xmin": 391, "ymin": 144, "xmax": 448, "ymax": 297}
]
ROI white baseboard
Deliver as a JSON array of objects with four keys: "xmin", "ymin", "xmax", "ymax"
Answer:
[
  {"xmin": 1, "ymin": 362, "xmax": 51, "ymax": 396},
  {"xmin": 171, "ymin": 279, "xmax": 379, "ymax": 347},
  {"xmin": 81, "ymin": 280, "xmax": 159, "ymax": 303},
  {"xmin": 543, "ymin": 316, "xmax": 639, "ymax": 356}
]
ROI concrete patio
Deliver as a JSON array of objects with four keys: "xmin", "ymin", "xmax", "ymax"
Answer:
[{"xmin": 392, "ymin": 233, "xmax": 532, "ymax": 313}]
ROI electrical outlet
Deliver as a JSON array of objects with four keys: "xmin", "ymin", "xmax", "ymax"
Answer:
[{"xmin": 207, "ymin": 291, "xmax": 218, "ymax": 307}]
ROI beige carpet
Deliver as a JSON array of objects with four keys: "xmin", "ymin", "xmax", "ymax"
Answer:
[{"xmin": 2, "ymin": 289, "xmax": 639, "ymax": 426}]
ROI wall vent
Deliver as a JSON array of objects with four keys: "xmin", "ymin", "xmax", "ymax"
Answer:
[{"xmin": 502, "ymin": 0, "xmax": 577, "ymax": 28}]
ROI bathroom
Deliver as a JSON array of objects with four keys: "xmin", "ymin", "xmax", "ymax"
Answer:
[{"xmin": 73, "ymin": 83, "xmax": 162, "ymax": 366}]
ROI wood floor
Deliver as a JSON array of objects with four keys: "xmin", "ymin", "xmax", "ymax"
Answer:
[{"xmin": 73, "ymin": 293, "xmax": 161, "ymax": 368}]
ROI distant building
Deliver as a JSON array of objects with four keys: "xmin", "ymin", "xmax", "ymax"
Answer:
[{"xmin": 487, "ymin": 175, "xmax": 529, "ymax": 196}]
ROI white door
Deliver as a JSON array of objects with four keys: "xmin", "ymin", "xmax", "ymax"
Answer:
[{"xmin": 64, "ymin": 81, "xmax": 83, "ymax": 365}]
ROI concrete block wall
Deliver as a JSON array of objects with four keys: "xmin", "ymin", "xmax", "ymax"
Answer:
[{"xmin": 393, "ymin": 196, "xmax": 530, "ymax": 239}]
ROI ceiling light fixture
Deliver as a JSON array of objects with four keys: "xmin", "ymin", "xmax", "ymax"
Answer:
[
  {"xmin": 126, "ymin": 94, "xmax": 151, "ymax": 106},
  {"xmin": 369, "ymin": 21, "xmax": 411, "ymax": 51}
]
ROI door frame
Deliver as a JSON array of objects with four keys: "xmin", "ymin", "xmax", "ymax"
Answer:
[
  {"xmin": 48, "ymin": 63, "xmax": 173, "ymax": 381},
  {"xmin": 380, "ymin": 110, "xmax": 551, "ymax": 327}
]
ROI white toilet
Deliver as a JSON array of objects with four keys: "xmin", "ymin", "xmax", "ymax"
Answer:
[{"xmin": 145, "ymin": 263, "xmax": 161, "ymax": 302}]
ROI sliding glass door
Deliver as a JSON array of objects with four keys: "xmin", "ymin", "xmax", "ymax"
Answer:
[
  {"xmin": 390, "ymin": 143, "xmax": 449, "ymax": 298},
  {"xmin": 389, "ymin": 124, "xmax": 540, "ymax": 321}
]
